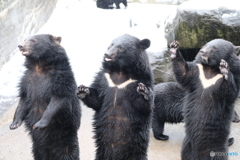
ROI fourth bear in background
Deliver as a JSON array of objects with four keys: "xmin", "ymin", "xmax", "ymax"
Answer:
[
  {"xmin": 96, "ymin": 0, "xmax": 127, "ymax": 9},
  {"xmin": 169, "ymin": 39, "xmax": 240, "ymax": 160}
]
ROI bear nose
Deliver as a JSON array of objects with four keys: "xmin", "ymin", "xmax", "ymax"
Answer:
[
  {"xmin": 104, "ymin": 53, "xmax": 112, "ymax": 58},
  {"xmin": 18, "ymin": 45, "xmax": 24, "ymax": 51},
  {"xmin": 104, "ymin": 53, "xmax": 111, "ymax": 58}
]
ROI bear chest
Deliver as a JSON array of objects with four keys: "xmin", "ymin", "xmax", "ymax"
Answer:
[
  {"xmin": 25, "ymin": 72, "xmax": 52, "ymax": 100},
  {"xmin": 102, "ymin": 72, "xmax": 137, "ymax": 112},
  {"xmin": 197, "ymin": 64, "xmax": 223, "ymax": 89}
]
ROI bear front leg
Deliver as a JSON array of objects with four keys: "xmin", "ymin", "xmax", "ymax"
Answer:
[
  {"xmin": 77, "ymin": 85, "xmax": 102, "ymax": 111},
  {"xmin": 33, "ymin": 98, "xmax": 63, "ymax": 130},
  {"xmin": 219, "ymin": 59, "xmax": 229, "ymax": 80},
  {"xmin": 169, "ymin": 41, "xmax": 193, "ymax": 87},
  {"xmin": 77, "ymin": 85, "xmax": 90, "ymax": 99},
  {"xmin": 137, "ymin": 83, "xmax": 153, "ymax": 100},
  {"xmin": 10, "ymin": 99, "xmax": 27, "ymax": 130},
  {"xmin": 169, "ymin": 40, "xmax": 179, "ymax": 60}
]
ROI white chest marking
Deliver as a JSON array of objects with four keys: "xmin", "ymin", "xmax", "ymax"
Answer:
[
  {"xmin": 197, "ymin": 64, "xmax": 223, "ymax": 89},
  {"xmin": 105, "ymin": 73, "xmax": 137, "ymax": 89}
]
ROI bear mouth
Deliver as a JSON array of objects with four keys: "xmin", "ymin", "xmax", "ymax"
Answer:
[
  {"xmin": 201, "ymin": 56, "xmax": 208, "ymax": 63},
  {"xmin": 105, "ymin": 57, "xmax": 112, "ymax": 61},
  {"xmin": 21, "ymin": 51, "xmax": 29, "ymax": 55},
  {"xmin": 104, "ymin": 54, "xmax": 114, "ymax": 62},
  {"xmin": 18, "ymin": 46, "xmax": 29, "ymax": 55}
]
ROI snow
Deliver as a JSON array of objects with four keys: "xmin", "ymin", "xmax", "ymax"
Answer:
[
  {"xmin": 0, "ymin": 0, "xmax": 178, "ymax": 112},
  {"xmin": 179, "ymin": 0, "xmax": 240, "ymax": 11}
]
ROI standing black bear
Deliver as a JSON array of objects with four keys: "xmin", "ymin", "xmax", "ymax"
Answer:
[
  {"xmin": 77, "ymin": 34, "xmax": 153, "ymax": 160},
  {"xmin": 96, "ymin": 0, "xmax": 127, "ymax": 9},
  {"xmin": 9, "ymin": 34, "xmax": 81, "ymax": 160},
  {"xmin": 169, "ymin": 39, "xmax": 240, "ymax": 160},
  {"xmin": 152, "ymin": 82, "xmax": 240, "ymax": 141}
]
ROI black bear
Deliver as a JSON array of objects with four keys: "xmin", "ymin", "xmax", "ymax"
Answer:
[
  {"xmin": 77, "ymin": 34, "xmax": 153, "ymax": 160},
  {"xmin": 9, "ymin": 34, "xmax": 81, "ymax": 160},
  {"xmin": 96, "ymin": 0, "xmax": 127, "ymax": 9},
  {"xmin": 169, "ymin": 39, "xmax": 240, "ymax": 160},
  {"xmin": 152, "ymin": 82, "xmax": 240, "ymax": 141},
  {"xmin": 152, "ymin": 82, "xmax": 184, "ymax": 141}
]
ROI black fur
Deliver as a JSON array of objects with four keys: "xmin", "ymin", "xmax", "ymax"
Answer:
[
  {"xmin": 10, "ymin": 34, "xmax": 81, "ymax": 160},
  {"xmin": 169, "ymin": 39, "xmax": 240, "ymax": 160},
  {"xmin": 77, "ymin": 34, "xmax": 153, "ymax": 160},
  {"xmin": 96, "ymin": 0, "xmax": 127, "ymax": 9},
  {"xmin": 152, "ymin": 82, "xmax": 184, "ymax": 141},
  {"xmin": 152, "ymin": 81, "xmax": 240, "ymax": 141}
]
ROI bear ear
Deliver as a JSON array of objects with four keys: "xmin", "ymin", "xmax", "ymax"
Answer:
[
  {"xmin": 234, "ymin": 46, "xmax": 240, "ymax": 56},
  {"xmin": 49, "ymin": 35, "xmax": 62, "ymax": 45},
  {"xmin": 139, "ymin": 39, "xmax": 150, "ymax": 49},
  {"xmin": 55, "ymin": 36, "xmax": 62, "ymax": 44}
]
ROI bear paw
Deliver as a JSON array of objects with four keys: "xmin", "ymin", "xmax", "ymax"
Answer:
[
  {"xmin": 77, "ymin": 85, "xmax": 90, "ymax": 99},
  {"xmin": 219, "ymin": 59, "xmax": 228, "ymax": 80},
  {"xmin": 137, "ymin": 83, "xmax": 150, "ymax": 100},
  {"xmin": 228, "ymin": 137, "xmax": 234, "ymax": 146},
  {"xmin": 154, "ymin": 134, "xmax": 169, "ymax": 141},
  {"xmin": 33, "ymin": 120, "xmax": 48, "ymax": 130},
  {"xmin": 9, "ymin": 120, "xmax": 22, "ymax": 130},
  {"xmin": 169, "ymin": 40, "xmax": 179, "ymax": 60}
]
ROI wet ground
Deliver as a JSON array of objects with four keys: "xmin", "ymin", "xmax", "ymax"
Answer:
[{"xmin": 0, "ymin": 99, "xmax": 239, "ymax": 160}]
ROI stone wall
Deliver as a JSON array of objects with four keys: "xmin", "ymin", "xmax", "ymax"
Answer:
[
  {"xmin": 0, "ymin": 0, "xmax": 58, "ymax": 69},
  {"xmin": 165, "ymin": 0, "xmax": 240, "ymax": 49}
]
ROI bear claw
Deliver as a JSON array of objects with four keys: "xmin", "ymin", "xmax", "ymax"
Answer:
[
  {"xmin": 219, "ymin": 59, "xmax": 228, "ymax": 80},
  {"xmin": 137, "ymin": 83, "xmax": 150, "ymax": 100},
  {"xmin": 170, "ymin": 40, "xmax": 179, "ymax": 49},
  {"xmin": 77, "ymin": 85, "xmax": 90, "ymax": 99},
  {"xmin": 169, "ymin": 40, "xmax": 179, "ymax": 59}
]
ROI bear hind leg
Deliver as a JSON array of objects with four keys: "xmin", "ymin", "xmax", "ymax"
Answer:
[{"xmin": 152, "ymin": 114, "xmax": 169, "ymax": 141}]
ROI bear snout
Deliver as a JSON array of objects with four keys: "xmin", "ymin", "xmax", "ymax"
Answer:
[
  {"xmin": 18, "ymin": 45, "xmax": 24, "ymax": 51},
  {"xmin": 104, "ymin": 53, "xmax": 114, "ymax": 61}
]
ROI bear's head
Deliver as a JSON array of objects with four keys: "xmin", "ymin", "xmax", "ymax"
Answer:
[
  {"xmin": 195, "ymin": 39, "xmax": 240, "ymax": 66},
  {"xmin": 103, "ymin": 34, "xmax": 150, "ymax": 71},
  {"xmin": 18, "ymin": 34, "xmax": 62, "ymax": 60}
]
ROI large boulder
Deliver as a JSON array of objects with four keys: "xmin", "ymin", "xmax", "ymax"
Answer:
[
  {"xmin": 149, "ymin": 51, "xmax": 176, "ymax": 84},
  {"xmin": 165, "ymin": 0, "xmax": 240, "ymax": 50},
  {"xmin": 0, "ymin": 0, "xmax": 58, "ymax": 69}
]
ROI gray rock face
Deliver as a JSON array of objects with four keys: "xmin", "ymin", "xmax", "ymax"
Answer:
[
  {"xmin": 148, "ymin": 51, "xmax": 176, "ymax": 84},
  {"xmin": 0, "ymin": 0, "xmax": 58, "ymax": 69},
  {"xmin": 165, "ymin": 0, "xmax": 240, "ymax": 49}
]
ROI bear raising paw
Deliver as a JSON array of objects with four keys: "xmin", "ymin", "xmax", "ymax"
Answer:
[
  {"xmin": 169, "ymin": 40, "xmax": 179, "ymax": 59},
  {"xmin": 220, "ymin": 59, "xmax": 229, "ymax": 80},
  {"xmin": 137, "ymin": 83, "xmax": 152, "ymax": 100},
  {"xmin": 77, "ymin": 85, "xmax": 90, "ymax": 99}
]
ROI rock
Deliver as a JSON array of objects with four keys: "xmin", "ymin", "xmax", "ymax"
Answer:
[
  {"xmin": 165, "ymin": 0, "xmax": 240, "ymax": 49},
  {"xmin": 0, "ymin": 0, "xmax": 58, "ymax": 69},
  {"xmin": 148, "ymin": 51, "xmax": 176, "ymax": 84},
  {"xmin": 128, "ymin": 0, "xmax": 188, "ymax": 5}
]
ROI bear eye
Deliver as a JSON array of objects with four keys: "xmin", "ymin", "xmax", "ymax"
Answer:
[
  {"xmin": 30, "ymin": 39, "xmax": 36, "ymax": 43},
  {"xmin": 119, "ymin": 46, "xmax": 124, "ymax": 51}
]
